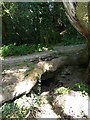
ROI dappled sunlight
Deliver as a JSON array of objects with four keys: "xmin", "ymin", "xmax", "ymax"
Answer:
[
  {"xmin": 1, "ymin": 63, "xmax": 90, "ymax": 118},
  {"xmin": 1, "ymin": 64, "xmax": 37, "ymax": 105},
  {"xmin": 83, "ymin": 13, "xmax": 88, "ymax": 22},
  {"xmin": 63, "ymin": 91, "xmax": 89, "ymax": 118},
  {"xmin": 44, "ymin": 63, "xmax": 53, "ymax": 72},
  {"xmin": 38, "ymin": 61, "xmax": 53, "ymax": 72},
  {"xmin": 40, "ymin": 85, "xmax": 90, "ymax": 118},
  {"xmin": 3, "ymin": 67, "xmax": 28, "ymax": 74},
  {"xmin": 40, "ymin": 103, "xmax": 59, "ymax": 118},
  {"xmin": 0, "ymin": 57, "xmax": 4, "ymax": 60},
  {"xmin": 40, "ymin": 92, "xmax": 60, "ymax": 118},
  {"xmin": 0, "ymin": 94, "xmax": 5, "ymax": 104},
  {"xmin": 41, "ymin": 64, "xmax": 90, "ymax": 118},
  {"xmin": 2, "ymin": 67, "xmax": 29, "ymax": 84},
  {"xmin": 41, "ymin": 86, "xmax": 90, "ymax": 118},
  {"xmin": 1, "ymin": 1, "xmax": 90, "ymax": 118},
  {"xmin": 0, "ymin": 98, "xmax": 30, "ymax": 118},
  {"xmin": 13, "ymin": 79, "xmax": 35, "ymax": 97},
  {"xmin": 14, "ymin": 95, "xmax": 32, "ymax": 109}
]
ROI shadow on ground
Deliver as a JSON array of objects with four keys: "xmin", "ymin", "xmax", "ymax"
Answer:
[{"xmin": 41, "ymin": 65, "xmax": 90, "ymax": 119}]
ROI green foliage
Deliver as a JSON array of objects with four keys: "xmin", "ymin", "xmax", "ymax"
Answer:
[
  {"xmin": 61, "ymin": 37, "xmax": 86, "ymax": 46},
  {"xmin": 2, "ymin": 2, "xmax": 66, "ymax": 45},
  {"xmin": 2, "ymin": 2, "xmax": 86, "ymax": 46},
  {"xmin": 61, "ymin": 25, "xmax": 86, "ymax": 46},
  {"xmin": 1, "ymin": 94, "xmax": 41, "ymax": 118},
  {"xmin": 2, "ymin": 2, "xmax": 87, "ymax": 57},
  {"xmin": 0, "ymin": 43, "xmax": 52, "ymax": 57},
  {"xmin": 55, "ymin": 87, "xmax": 71, "ymax": 95},
  {"xmin": 74, "ymin": 81, "xmax": 88, "ymax": 95},
  {"xmin": 1, "ymin": 102, "xmax": 27, "ymax": 118}
]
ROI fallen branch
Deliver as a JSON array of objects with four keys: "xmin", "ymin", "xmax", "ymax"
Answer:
[{"xmin": 0, "ymin": 46, "xmax": 88, "ymax": 105}]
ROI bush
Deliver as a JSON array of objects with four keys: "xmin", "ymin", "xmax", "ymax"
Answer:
[{"xmin": 0, "ymin": 44, "xmax": 52, "ymax": 57}]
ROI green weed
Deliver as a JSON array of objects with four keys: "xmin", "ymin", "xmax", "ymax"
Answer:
[
  {"xmin": 55, "ymin": 87, "xmax": 71, "ymax": 95},
  {"xmin": 74, "ymin": 81, "xmax": 88, "ymax": 95}
]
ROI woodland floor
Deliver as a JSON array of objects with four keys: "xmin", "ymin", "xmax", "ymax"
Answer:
[
  {"xmin": 40, "ymin": 66, "xmax": 90, "ymax": 119},
  {"xmin": 1, "ymin": 44, "xmax": 90, "ymax": 119}
]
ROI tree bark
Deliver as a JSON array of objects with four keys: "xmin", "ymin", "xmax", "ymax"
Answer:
[
  {"xmin": 87, "ymin": 2, "xmax": 90, "ymax": 84},
  {"xmin": 86, "ymin": 40, "xmax": 90, "ymax": 84},
  {"xmin": 62, "ymin": 1, "xmax": 90, "ymax": 84}
]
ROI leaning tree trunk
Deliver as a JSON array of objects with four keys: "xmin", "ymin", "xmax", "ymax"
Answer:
[
  {"xmin": 87, "ymin": 38, "xmax": 90, "ymax": 84},
  {"xmin": 62, "ymin": 1, "xmax": 90, "ymax": 84},
  {"xmin": 87, "ymin": 2, "xmax": 90, "ymax": 83},
  {"xmin": 1, "ymin": 48, "xmax": 88, "ymax": 105}
]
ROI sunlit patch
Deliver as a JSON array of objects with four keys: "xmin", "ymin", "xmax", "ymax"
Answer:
[
  {"xmin": 18, "ymin": 68, "xmax": 28, "ymax": 72},
  {"xmin": 3, "ymin": 68, "xmax": 27, "ymax": 74},
  {"xmin": 40, "ymin": 103, "xmax": 58, "ymax": 118},
  {"xmin": 3, "ymin": 70, "xmax": 15, "ymax": 74},
  {"xmin": 35, "ymin": 73, "xmax": 38, "ymax": 77},
  {"xmin": 54, "ymin": 89, "xmax": 89, "ymax": 118},
  {"xmin": 0, "ymin": 57, "xmax": 4, "ymax": 60},
  {"xmin": 64, "ymin": 94, "xmax": 88, "ymax": 117},
  {"xmin": 42, "ymin": 47, "xmax": 48, "ymax": 51},
  {"xmin": 13, "ymin": 80, "xmax": 35, "ymax": 97},
  {"xmin": 37, "ymin": 61, "xmax": 53, "ymax": 72},
  {"xmin": 44, "ymin": 63, "xmax": 53, "ymax": 72},
  {"xmin": 2, "ymin": 68, "xmax": 28, "ymax": 82},
  {"xmin": 0, "ymin": 94, "xmax": 4, "ymax": 103},
  {"xmin": 41, "ymin": 91, "xmax": 49, "ymax": 96},
  {"xmin": 83, "ymin": 14, "xmax": 88, "ymax": 22},
  {"xmin": 14, "ymin": 95, "xmax": 32, "ymax": 109}
]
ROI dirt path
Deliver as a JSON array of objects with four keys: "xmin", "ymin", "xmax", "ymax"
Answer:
[{"xmin": 2, "ymin": 44, "xmax": 86, "ymax": 70}]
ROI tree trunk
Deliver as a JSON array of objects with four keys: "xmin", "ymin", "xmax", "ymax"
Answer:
[
  {"xmin": 87, "ymin": 40, "xmax": 90, "ymax": 84},
  {"xmin": 62, "ymin": 1, "xmax": 90, "ymax": 84},
  {"xmin": 86, "ymin": 2, "xmax": 90, "ymax": 84}
]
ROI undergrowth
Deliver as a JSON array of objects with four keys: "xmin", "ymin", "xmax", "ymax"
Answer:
[
  {"xmin": 0, "ymin": 44, "xmax": 52, "ymax": 57},
  {"xmin": 74, "ymin": 81, "xmax": 88, "ymax": 95},
  {"xmin": 1, "ymin": 40, "xmax": 86, "ymax": 58},
  {"xmin": 1, "ymin": 94, "xmax": 41, "ymax": 118}
]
